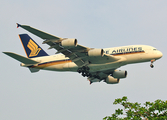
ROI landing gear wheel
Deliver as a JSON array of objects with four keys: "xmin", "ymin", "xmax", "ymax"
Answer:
[
  {"xmin": 77, "ymin": 69, "xmax": 82, "ymax": 73},
  {"xmin": 150, "ymin": 64, "xmax": 154, "ymax": 68},
  {"xmin": 78, "ymin": 66, "xmax": 90, "ymax": 77},
  {"xmin": 85, "ymin": 72, "xmax": 89, "ymax": 77},
  {"xmin": 82, "ymin": 73, "xmax": 86, "ymax": 77}
]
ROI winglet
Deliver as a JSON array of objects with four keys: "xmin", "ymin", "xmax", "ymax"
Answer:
[{"xmin": 16, "ymin": 23, "xmax": 21, "ymax": 28}]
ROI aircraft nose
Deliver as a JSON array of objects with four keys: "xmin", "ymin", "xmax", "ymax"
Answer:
[
  {"xmin": 157, "ymin": 51, "xmax": 163, "ymax": 59},
  {"xmin": 159, "ymin": 51, "xmax": 163, "ymax": 57}
]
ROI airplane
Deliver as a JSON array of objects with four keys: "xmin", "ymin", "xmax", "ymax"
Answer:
[{"xmin": 3, "ymin": 23, "xmax": 163, "ymax": 84}]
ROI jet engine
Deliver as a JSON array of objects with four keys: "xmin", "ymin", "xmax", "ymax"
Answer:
[
  {"xmin": 88, "ymin": 49, "xmax": 104, "ymax": 57},
  {"xmin": 113, "ymin": 70, "xmax": 127, "ymax": 78},
  {"xmin": 61, "ymin": 39, "xmax": 77, "ymax": 48},
  {"xmin": 105, "ymin": 76, "xmax": 120, "ymax": 84}
]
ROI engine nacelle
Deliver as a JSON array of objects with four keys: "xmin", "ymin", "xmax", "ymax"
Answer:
[
  {"xmin": 105, "ymin": 76, "xmax": 120, "ymax": 84},
  {"xmin": 113, "ymin": 70, "xmax": 127, "ymax": 78},
  {"xmin": 61, "ymin": 39, "xmax": 77, "ymax": 48},
  {"xmin": 88, "ymin": 49, "xmax": 104, "ymax": 57}
]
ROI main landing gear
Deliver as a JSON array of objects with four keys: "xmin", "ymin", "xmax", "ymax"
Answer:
[
  {"xmin": 150, "ymin": 59, "xmax": 155, "ymax": 68},
  {"xmin": 77, "ymin": 66, "xmax": 101, "ymax": 79},
  {"xmin": 77, "ymin": 66, "xmax": 92, "ymax": 77}
]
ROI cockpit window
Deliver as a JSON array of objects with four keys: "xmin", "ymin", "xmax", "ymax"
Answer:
[{"xmin": 153, "ymin": 49, "xmax": 157, "ymax": 51}]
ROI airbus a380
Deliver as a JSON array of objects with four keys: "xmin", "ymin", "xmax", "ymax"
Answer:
[{"xmin": 3, "ymin": 23, "xmax": 163, "ymax": 84}]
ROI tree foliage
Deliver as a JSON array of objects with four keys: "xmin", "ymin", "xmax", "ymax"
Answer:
[{"xmin": 103, "ymin": 96, "xmax": 167, "ymax": 120}]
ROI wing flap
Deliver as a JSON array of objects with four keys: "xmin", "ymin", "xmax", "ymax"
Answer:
[{"xmin": 3, "ymin": 52, "xmax": 39, "ymax": 64}]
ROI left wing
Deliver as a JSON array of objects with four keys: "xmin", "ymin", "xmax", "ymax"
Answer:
[{"xmin": 17, "ymin": 23, "xmax": 120, "ymax": 67}]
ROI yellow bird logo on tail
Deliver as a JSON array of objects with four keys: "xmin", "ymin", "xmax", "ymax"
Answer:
[{"xmin": 27, "ymin": 39, "xmax": 41, "ymax": 57}]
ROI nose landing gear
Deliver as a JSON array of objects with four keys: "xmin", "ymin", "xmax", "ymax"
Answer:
[
  {"xmin": 150, "ymin": 64, "xmax": 154, "ymax": 68},
  {"xmin": 150, "ymin": 59, "xmax": 155, "ymax": 68}
]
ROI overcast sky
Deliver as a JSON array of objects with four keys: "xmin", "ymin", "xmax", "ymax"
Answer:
[{"xmin": 0, "ymin": 0, "xmax": 167, "ymax": 120}]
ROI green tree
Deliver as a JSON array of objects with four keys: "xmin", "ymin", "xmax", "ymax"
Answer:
[{"xmin": 103, "ymin": 96, "xmax": 167, "ymax": 120}]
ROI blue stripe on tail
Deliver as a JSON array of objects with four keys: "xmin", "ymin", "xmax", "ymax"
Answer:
[{"xmin": 19, "ymin": 34, "xmax": 48, "ymax": 58}]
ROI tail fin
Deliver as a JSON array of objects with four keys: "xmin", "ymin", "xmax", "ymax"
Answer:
[{"xmin": 19, "ymin": 34, "xmax": 48, "ymax": 58}]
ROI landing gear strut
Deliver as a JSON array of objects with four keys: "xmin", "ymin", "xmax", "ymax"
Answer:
[{"xmin": 150, "ymin": 59, "xmax": 155, "ymax": 68}]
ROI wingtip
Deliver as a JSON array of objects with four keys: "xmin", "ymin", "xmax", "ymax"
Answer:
[
  {"xmin": 16, "ymin": 23, "xmax": 21, "ymax": 28},
  {"xmin": 3, "ymin": 52, "xmax": 10, "ymax": 54},
  {"xmin": 2, "ymin": 52, "xmax": 9, "ymax": 55}
]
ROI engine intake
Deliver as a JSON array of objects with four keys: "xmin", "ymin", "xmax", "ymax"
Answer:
[
  {"xmin": 61, "ymin": 39, "xmax": 77, "ymax": 48},
  {"xmin": 113, "ymin": 70, "xmax": 127, "ymax": 78},
  {"xmin": 88, "ymin": 49, "xmax": 104, "ymax": 57},
  {"xmin": 105, "ymin": 76, "xmax": 120, "ymax": 84}
]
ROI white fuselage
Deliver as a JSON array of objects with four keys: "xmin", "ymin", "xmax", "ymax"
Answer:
[{"xmin": 29, "ymin": 45, "xmax": 163, "ymax": 72}]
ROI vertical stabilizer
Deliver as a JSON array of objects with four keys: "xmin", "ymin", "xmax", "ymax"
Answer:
[{"xmin": 19, "ymin": 34, "xmax": 48, "ymax": 58}]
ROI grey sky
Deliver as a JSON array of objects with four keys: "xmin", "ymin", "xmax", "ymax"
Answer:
[{"xmin": 0, "ymin": 0, "xmax": 167, "ymax": 120}]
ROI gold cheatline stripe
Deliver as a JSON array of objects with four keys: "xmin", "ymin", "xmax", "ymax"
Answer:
[{"xmin": 31, "ymin": 60, "xmax": 72, "ymax": 68}]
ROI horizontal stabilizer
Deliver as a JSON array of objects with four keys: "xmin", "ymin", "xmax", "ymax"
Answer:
[{"xmin": 3, "ymin": 52, "xmax": 39, "ymax": 64}]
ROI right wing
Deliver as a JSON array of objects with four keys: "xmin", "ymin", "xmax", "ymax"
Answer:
[
  {"xmin": 17, "ymin": 23, "xmax": 90, "ymax": 66},
  {"xmin": 17, "ymin": 23, "xmax": 120, "ymax": 67}
]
